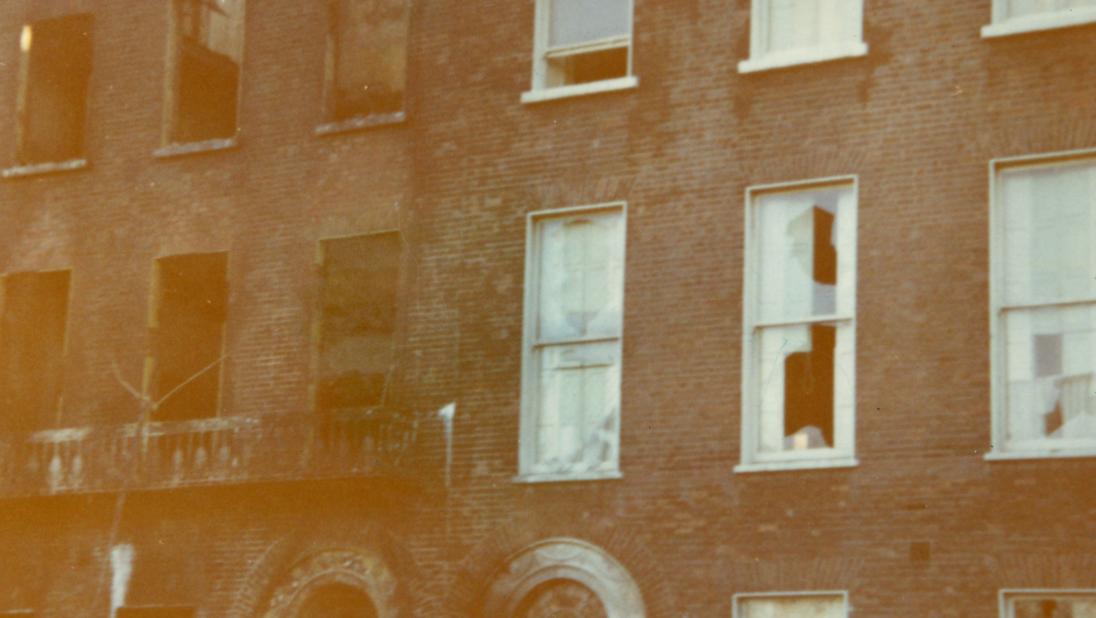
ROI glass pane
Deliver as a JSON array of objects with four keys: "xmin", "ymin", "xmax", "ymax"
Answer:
[
  {"xmin": 178, "ymin": 0, "xmax": 244, "ymax": 61},
  {"xmin": 768, "ymin": 0, "xmax": 820, "ymax": 53},
  {"xmin": 1005, "ymin": 304, "xmax": 1096, "ymax": 443},
  {"xmin": 740, "ymin": 595, "xmax": 845, "ymax": 618},
  {"xmin": 756, "ymin": 323, "xmax": 839, "ymax": 453},
  {"xmin": 535, "ymin": 342, "xmax": 619, "ymax": 473},
  {"xmin": 1007, "ymin": 0, "xmax": 1096, "ymax": 19},
  {"xmin": 549, "ymin": 0, "xmax": 630, "ymax": 48},
  {"xmin": 1013, "ymin": 596, "xmax": 1096, "ymax": 618},
  {"xmin": 1001, "ymin": 163, "xmax": 1096, "ymax": 305},
  {"xmin": 756, "ymin": 186, "xmax": 845, "ymax": 323},
  {"xmin": 537, "ymin": 212, "xmax": 624, "ymax": 342}
]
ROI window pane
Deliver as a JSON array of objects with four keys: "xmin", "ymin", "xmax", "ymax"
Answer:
[
  {"xmin": 535, "ymin": 342, "xmax": 619, "ymax": 472},
  {"xmin": 1012, "ymin": 596, "xmax": 1096, "ymax": 618},
  {"xmin": 537, "ymin": 212, "xmax": 624, "ymax": 342},
  {"xmin": 1007, "ymin": 0, "xmax": 1096, "ymax": 19},
  {"xmin": 548, "ymin": 0, "xmax": 630, "ymax": 48},
  {"xmin": 757, "ymin": 324, "xmax": 838, "ymax": 453},
  {"xmin": 765, "ymin": 0, "xmax": 853, "ymax": 53},
  {"xmin": 1004, "ymin": 304, "xmax": 1096, "ymax": 443},
  {"xmin": 740, "ymin": 595, "xmax": 845, "ymax": 618}
]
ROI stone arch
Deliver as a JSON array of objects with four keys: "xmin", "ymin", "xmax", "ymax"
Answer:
[
  {"xmin": 483, "ymin": 538, "xmax": 646, "ymax": 618},
  {"xmin": 261, "ymin": 548, "xmax": 398, "ymax": 618}
]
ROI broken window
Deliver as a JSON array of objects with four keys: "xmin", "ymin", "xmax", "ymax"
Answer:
[
  {"xmin": 0, "ymin": 271, "xmax": 69, "ymax": 432},
  {"xmin": 521, "ymin": 206, "xmax": 625, "ymax": 478},
  {"xmin": 150, "ymin": 253, "xmax": 227, "ymax": 421},
  {"xmin": 993, "ymin": 157, "xmax": 1096, "ymax": 454},
  {"xmin": 742, "ymin": 182, "xmax": 856, "ymax": 468},
  {"xmin": 16, "ymin": 14, "xmax": 92, "ymax": 164},
  {"xmin": 298, "ymin": 583, "xmax": 378, "ymax": 618},
  {"xmin": 115, "ymin": 608, "xmax": 195, "ymax": 618},
  {"xmin": 736, "ymin": 592, "xmax": 848, "ymax": 618},
  {"xmin": 325, "ymin": 0, "xmax": 408, "ymax": 122},
  {"xmin": 526, "ymin": 0, "xmax": 633, "ymax": 96},
  {"xmin": 317, "ymin": 233, "xmax": 400, "ymax": 414},
  {"xmin": 166, "ymin": 0, "xmax": 244, "ymax": 143},
  {"xmin": 1005, "ymin": 592, "xmax": 1096, "ymax": 618},
  {"xmin": 739, "ymin": 0, "xmax": 867, "ymax": 73}
]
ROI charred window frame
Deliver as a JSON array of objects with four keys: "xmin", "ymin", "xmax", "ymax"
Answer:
[
  {"xmin": 146, "ymin": 253, "xmax": 228, "ymax": 422},
  {"xmin": 314, "ymin": 232, "xmax": 401, "ymax": 415},
  {"xmin": 321, "ymin": 0, "xmax": 409, "ymax": 129},
  {"xmin": 733, "ymin": 591, "xmax": 849, "ymax": 618},
  {"xmin": 0, "ymin": 270, "xmax": 71, "ymax": 433},
  {"xmin": 163, "ymin": 0, "xmax": 245, "ymax": 147},
  {"xmin": 988, "ymin": 150, "xmax": 1096, "ymax": 460},
  {"xmin": 14, "ymin": 15, "xmax": 92, "ymax": 166},
  {"xmin": 739, "ymin": 177, "xmax": 858, "ymax": 473},
  {"xmin": 1000, "ymin": 590, "xmax": 1096, "ymax": 618}
]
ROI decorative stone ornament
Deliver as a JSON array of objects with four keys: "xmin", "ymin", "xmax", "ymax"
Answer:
[{"xmin": 263, "ymin": 549, "xmax": 399, "ymax": 618}]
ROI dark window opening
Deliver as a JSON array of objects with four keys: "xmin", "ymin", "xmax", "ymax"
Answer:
[
  {"xmin": 326, "ymin": 0, "xmax": 408, "ymax": 121},
  {"xmin": 515, "ymin": 579, "xmax": 608, "ymax": 618},
  {"xmin": 152, "ymin": 253, "xmax": 227, "ymax": 421},
  {"xmin": 0, "ymin": 271, "xmax": 69, "ymax": 432},
  {"xmin": 298, "ymin": 583, "xmax": 378, "ymax": 618},
  {"xmin": 783, "ymin": 323, "xmax": 835, "ymax": 449},
  {"xmin": 317, "ymin": 233, "xmax": 400, "ymax": 413},
  {"xmin": 116, "ymin": 607, "xmax": 194, "ymax": 618},
  {"xmin": 812, "ymin": 206, "xmax": 836, "ymax": 285},
  {"xmin": 169, "ymin": 0, "xmax": 243, "ymax": 143},
  {"xmin": 548, "ymin": 47, "xmax": 627, "ymax": 87},
  {"xmin": 17, "ymin": 15, "xmax": 92, "ymax": 165}
]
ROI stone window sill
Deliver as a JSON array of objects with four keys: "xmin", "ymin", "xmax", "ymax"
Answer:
[
  {"xmin": 314, "ymin": 111, "xmax": 406, "ymax": 136},
  {"xmin": 154, "ymin": 137, "xmax": 239, "ymax": 159},
  {"xmin": 734, "ymin": 456, "xmax": 859, "ymax": 474},
  {"xmin": 513, "ymin": 469, "xmax": 623, "ymax": 484},
  {"xmin": 984, "ymin": 449, "xmax": 1096, "ymax": 462},
  {"xmin": 738, "ymin": 42, "xmax": 869, "ymax": 74},
  {"xmin": 2, "ymin": 158, "xmax": 88, "ymax": 179},
  {"xmin": 521, "ymin": 76, "xmax": 638, "ymax": 105}
]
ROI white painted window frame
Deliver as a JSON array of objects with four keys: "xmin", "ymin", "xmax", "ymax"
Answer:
[
  {"xmin": 516, "ymin": 202, "xmax": 627, "ymax": 483},
  {"xmin": 521, "ymin": 0, "xmax": 638, "ymax": 104},
  {"xmin": 737, "ymin": 176, "xmax": 859, "ymax": 473},
  {"xmin": 738, "ymin": 0, "xmax": 868, "ymax": 74},
  {"xmin": 732, "ymin": 590, "xmax": 850, "ymax": 618},
  {"xmin": 986, "ymin": 148, "xmax": 1096, "ymax": 462},
  {"xmin": 982, "ymin": 0, "xmax": 1096, "ymax": 38},
  {"xmin": 999, "ymin": 589, "xmax": 1096, "ymax": 618}
]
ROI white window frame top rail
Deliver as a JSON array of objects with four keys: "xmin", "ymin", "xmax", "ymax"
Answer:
[
  {"xmin": 999, "ymin": 589, "xmax": 1096, "ymax": 618},
  {"xmin": 738, "ymin": 0, "xmax": 868, "ymax": 74},
  {"xmin": 733, "ymin": 590, "xmax": 850, "ymax": 618},
  {"xmin": 737, "ymin": 176, "xmax": 859, "ymax": 473},
  {"xmin": 522, "ymin": 0, "xmax": 638, "ymax": 104},
  {"xmin": 986, "ymin": 148, "xmax": 1096, "ymax": 461},
  {"xmin": 982, "ymin": 0, "xmax": 1096, "ymax": 38},
  {"xmin": 516, "ymin": 202, "xmax": 627, "ymax": 483}
]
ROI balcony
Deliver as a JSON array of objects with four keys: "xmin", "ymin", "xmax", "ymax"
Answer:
[{"xmin": 0, "ymin": 407, "xmax": 425, "ymax": 497}]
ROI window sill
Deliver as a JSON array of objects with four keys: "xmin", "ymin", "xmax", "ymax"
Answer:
[
  {"xmin": 513, "ymin": 469, "xmax": 623, "ymax": 484},
  {"xmin": 314, "ymin": 111, "xmax": 406, "ymax": 136},
  {"xmin": 520, "ymin": 76, "xmax": 638, "ymax": 105},
  {"xmin": 153, "ymin": 137, "xmax": 239, "ymax": 159},
  {"xmin": 981, "ymin": 9, "xmax": 1096, "ymax": 38},
  {"xmin": 734, "ymin": 457, "xmax": 859, "ymax": 474},
  {"xmin": 984, "ymin": 449, "xmax": 1096, "ymax": 462},
  {"xmin": 737, "ymin": 42, "xmax": 869, "ymax": 74},
  {"xmin": 2, "ymin": 158, "xmax": 88, "ymax": 179}
]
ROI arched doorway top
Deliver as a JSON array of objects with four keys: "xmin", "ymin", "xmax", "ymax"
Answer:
[{"xmin": 263, "ymin": 548, "xmax": 398, "ymax": 618}]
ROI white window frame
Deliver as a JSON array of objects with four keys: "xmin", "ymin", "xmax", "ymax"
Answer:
[
  {"xmin": 738, "ymin": 176, "xmax": 859, "ymax": 473},
  {"xmin": 516, "ymin": 202, "xmax": 627, "ymax": 483},
  {"xmin": 987, "ymin": 148, "xmax": 1096, "ymax": 461},
  {"xmin": 999, "ymin": 589, "xmax": 1096, "ymax": 618},
  {"xmin": 733, "ymin": 591, "xmax": 850, "ymax": 618},
  {"xmin": 738, "ymin": 0, "xmax": 868, "ymax": 74},
  {"xmin": 982, "ymin": 0, "xmax": 1096, "ymax": 38},
  {"xmin": 521, "ymin": 0, "xmax": 638, "ymax": 104}
]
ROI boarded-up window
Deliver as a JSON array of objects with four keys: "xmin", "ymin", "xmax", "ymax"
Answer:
[
  {"xmin": 326, "ymin": 0, "xmax": 408, "ymax": 121},
  {"xmin": 17, "ymin": 15, "xmax": 92, "ymax": 164},
  {"xmin": 151, "ymin": 253, "xmax": 227, "ymax": 421},
  {"xmin": 0, "ymin": 271, "xmax": 69, "ymax": 432},
  {"xmin": 317, "ymin": 233, "xmax": 400, "ymax": 413},
  {"xmin": 168, "ymin": 0, "xmax": 244, "ymax": 143}
]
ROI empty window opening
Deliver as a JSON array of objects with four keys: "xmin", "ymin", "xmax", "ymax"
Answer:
[
  {"xmin": 167, "ymin": 0, "xmax": 244, "ymax": 143},
  {"xmin": 0, "ymin": 271, "xmax": 69, "ymax": 432},
  {"xmin": 150, "ymin": 253, "xmax": 227, "ymax": 421},
  {"xmin": 533, "ymin": 0, "xmax": 633, "ymax": 91},
  {"xmin": 116, "ymin": 607, "xmax": 194, "ymax": 618},
  {"xmin": 299, "ymin": 583, "xmax": 378, "ymax": 618},
  {"xmin": 326, "ymin": 0, "xmax": 408, "ymax": 122},
  {"xmin": 317, "ymin": 233, "xmax": 400, "ymax": 414},
  {"xmin": 16, "ymin": 15, "xmax": 92, "ymax": 165},
  {"xmin": 782, "ymin": 323, "xmax": 836, "ymax": 449},
  {"xmin": 516, "ymin": 579, "xmax": 608, "ymax": 618},
  {"xmin": 1005, "ymin": 592, "xmax": 1096, "ymax": 618}
]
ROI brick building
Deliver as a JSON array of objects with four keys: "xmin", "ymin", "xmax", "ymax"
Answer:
[{"xmin": 0, "ymin": 0, "xmax": 1094, "ymax": 616}]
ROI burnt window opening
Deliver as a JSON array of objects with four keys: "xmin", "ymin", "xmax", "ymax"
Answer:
[
  {"xmin": 151, "ymin": 253, "xmax": 227, "ymax": 421},
  {"xmin": 167, "ymin": 0, "xmax": 244, "ymax": 143},
  {"xmin": 326, "ymin": 0, "xmax": 408, "ymax": 122},
  {"xmin": 783, "ymin": 323, "xmax": 836, "ymax": 449},
  {"xmin": 317, "ymin": 233, "xmax": 400, "ymax": 414},
  {"xmin": 0, "ymin": 271, "xmax": 70, "ymax": 432},
  {"xmin": 116, "ymin": 608, "xmax": 194, "ymax": 618},
  {"xmin": 298, "ymin": 583, "xmax": 378, "ymax": 618},
  {"xmin": 549, "ymin": 46, "xmax": 628, "ymax": 87},
  {"xmin": 17, "ymin": 15, "xmax": 92, "ymax": 165}
]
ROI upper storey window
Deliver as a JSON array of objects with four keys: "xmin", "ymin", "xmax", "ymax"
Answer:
[
  {"xmin": 322, "ymin": 0, "xmax": 409, "ymax": 129},
  {"xmin": 164, "ymin": 0, "xmax": 245, "ymax": 146},
  {"xmin": 989, "ymin": 153, "xmax": 1096, "ymax": 459},
  {"xmin": 15, "ymin": 15, "xmax": 92, "ymax": 166},
  {"xmin": 739, "ymin": 0, "xmax": 867, "ymax": 73},
  {"xmin": 983, "ymin": 0, "xmax": 1096, "ymax": 37},
  {"xmin": 521, "ymin": 0, "xmax": 637, "ymax": 104}
]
